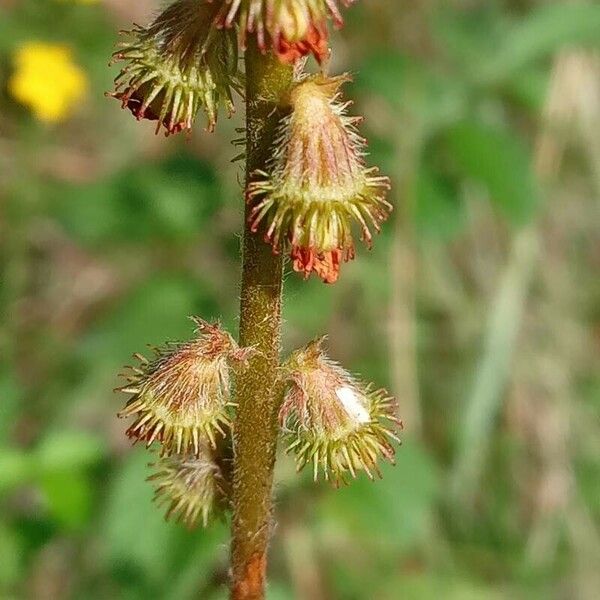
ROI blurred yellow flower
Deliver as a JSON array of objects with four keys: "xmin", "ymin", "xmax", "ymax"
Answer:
[{"xmin": 9, "ymin": 42, "xmax": 88, "ymax": 123}]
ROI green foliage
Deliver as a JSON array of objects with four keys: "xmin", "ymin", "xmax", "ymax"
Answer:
[
  {"xmin": 81, "ymin": 275, "xmax": 219, "ymax": 363},
  {"xmin": 444, "ymin": 121, "xmax": 539, "ymax": 225},
  {"xmin": 103, "ymin": 450, "xmax": 180, "ymax": 585},
  {"xmin": 0, "ymin": 522, "xmax": 22, "ymax": 588},
  {"xmin": 104, "ymin": 450, "xmax": 227, "ymax": 598},
  {"xmin": 0, "ymin": 449, "xmax": 32, "ymax": 493},
  {"xmin": 55, "ymin": 155, "xmax": 223, "ymax": 245},
  {"xmin": 318, "ymin": 440, "xmax": 438, "ymax": 548},
  {"xmin": 415, "ymin": 166, "xmax": 466, "ymax": 240},
  {"xmin": 481, "ymin": 4, "xmax": 600, "ymax": 82}
]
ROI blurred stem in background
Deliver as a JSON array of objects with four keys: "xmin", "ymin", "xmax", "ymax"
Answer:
[
  {"xmin": 230, "ymin": 43, "xmax": 293, "ymax": 600},
  {"xmin": 388, "ymin": 109, "xmax": 424, "ymax": 436},
  {"xmin": 520, "ymin": 50, "xmax": 600, "ymax": 595},
  {"xmin": 449, "ymin": 226, "xmax": 539, "ymax": 503},
  {"xmin": 449, "ymin": 46, "xmax": 576, "ymax": 506},
  {"xmin": 385, "ymin": 0, "xmax": 434, "ymax": 438},
  {"xmin": 450, "ymin": 52, "xmax": 600, "ymax": 595},
  {"xmin": 282, "ymin": 521, "xmax": 328, "ymax": 600}
]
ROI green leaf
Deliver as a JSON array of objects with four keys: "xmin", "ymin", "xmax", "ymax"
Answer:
[
  {"xmin": 0, "ymin": 370, "xmax": 21, "ymax": 444},
  {"xmin": 284, "ymin": 278, "xmax": 336, "ymax": 339},
  {"xmin": 40, "ymin": 470, "xmax": 93, "ymax": 530},
  {"xmin": 502, "ymin": 66, "xmax": 549, "ymax": 113},
  {"xmin": 444, "ymin": 121, "xmax": 539, "ymax": 225},
  {"xmin": 55, "ymin": 153, "xmax": 222, "ymax": 245},
  {"xmin": 432, "ymin": 6, "xmax": 502, "ymax": 77},
  {"xmin": 416, "ymin": 166, "xmax": 465, "ymax": 240},
  {"xmin": 356, "ymin": 51, "xmax": 466, "ymax": 133},
  {"xmin": 0, "ymin": 522, "xmax": 23, "ymax": 587},
  {"xmin": 102, "ymin": 450, "xmax": 178, "ymax": 586},
  {"xmin": 261, "ymin": 583, "xmax": 295, "ymax": 600},
  {"xmin": 0, "ymin": 449, "xmax": 32, "ymax": 493},
  {"xmin": 163, "ymin": 524, "xmax": 228, "ymax": 600},
  {"xmin": 30, "ymin": 432, "xmax": 104, "ymax": 530},
  {"xmin": 103, "ymin": 450, "xmax": 227, "ymax": 598},
  {"xmin": 377, "ymin": 573, "xmax": 506, "ymax": 600},
  {"xmin": 117, "ymin": 155, "xmax": 222, "ymax": 242},
  {"xmin": 35, "ymin": 431, "xmax": 105, "ymax": 474},
  {"xmin": 316, "ymin": 441, "xmax": 438, "ymax": 599},
  {"xmin": 80, "ymin": 276, "xmax": 218, "ymax": 367},
  {"xmin": 481, "ymin": 4, "xmax": 600, "ymax": 82},
  {"xmin": 317, "ymin": 440, "xmax": 438, "ymax": 549}
]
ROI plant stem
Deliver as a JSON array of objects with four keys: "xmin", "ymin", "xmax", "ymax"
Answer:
[{"xmin": 230, "ymin": 43, "xmax": 294, "ymax": 600}]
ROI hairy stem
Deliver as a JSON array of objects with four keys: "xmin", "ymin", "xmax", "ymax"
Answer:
[{"xmin": 230, "ymin": 43, "xmax": 294, "ymax": 600}]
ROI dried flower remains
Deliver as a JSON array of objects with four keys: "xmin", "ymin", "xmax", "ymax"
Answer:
[
  {"xmin": 215, "ymin": 0, "xmax": 356, "ymax": 64},
  {"xmin": 150, "ymin": 448, "xmax": 227, "ymax": 528}
]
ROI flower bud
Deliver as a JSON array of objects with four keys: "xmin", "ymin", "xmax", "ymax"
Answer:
[
  {"xmin": 109, "ymin": 0, "xmax": 240, "ymax": 135},
  {"xmin": 118, "ymin": 317, "xmax": 249, "ymax": 456},
  {"xmin": 280, "ymin": 337, "xmax": 401, "ymax": 484},
  {"xmin": 149, "ymin": 448, "xmax": 226, "ymax": 528},
  {"xmin": 247, "ymin": 74, "xmax": 391, "ymax": 283},
  {"xmin": 216, "ymin": 0, "xmax": 354, "ymax": 64}
]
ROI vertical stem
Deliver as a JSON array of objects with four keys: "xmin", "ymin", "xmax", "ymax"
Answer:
[
  {"xmin": 230, "ymin": 43, "xmax": 294, "ymax": 600},
  {"xmin": 389, "ymin": 116, "xmax": 422, "ymax": 435}
]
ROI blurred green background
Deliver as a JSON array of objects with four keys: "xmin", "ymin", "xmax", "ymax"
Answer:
[{"xmin": 1, "ymin": 0, "xmax": 600, "ymax": 598}]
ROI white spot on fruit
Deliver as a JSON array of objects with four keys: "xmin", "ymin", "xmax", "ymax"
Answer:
[{"xmin": 336, "ymin": 386, "xmax": 370, "ymax": 424}]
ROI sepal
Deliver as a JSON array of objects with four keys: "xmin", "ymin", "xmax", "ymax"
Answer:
[
  {"xmin": 280, "ymin": 337, "xmax": 402, "ymax": 484},
  {"xmin": 247, "ymin": 74, "xmax": 391, "ymax": 283},
  {"xmin": 149, "ymin": 447, "xmax": 227, "ymax": 528},
  {"xmin": 216, "ymin": 0, "xmax": 356, "ymax": 64},
  {"xmin": 109, "ymin": 0, "xmax": 240, "ymax": 135},
  {"xmin": 117, "ymin": 317, "xmax": 249, "ymax": 456}
]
